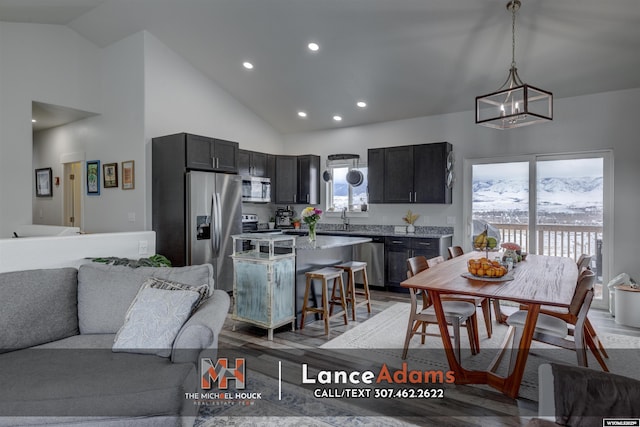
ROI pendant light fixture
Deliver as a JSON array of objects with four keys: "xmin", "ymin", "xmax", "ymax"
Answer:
[{"xmin": 476, "ymin": 0, "xmax": 553, "ymax": 129}]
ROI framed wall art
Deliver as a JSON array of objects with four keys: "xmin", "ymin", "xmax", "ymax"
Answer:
[
  {"xmin": 35, "ymin": 167, "xmax": 52, "ymax": 197},
  {"xmin": 103, "ymin": 162, "xmax": 118, "ymax": 188},
  {"xmin": 86, "ymin": 160, "xmax": 100, "ymax": 195},
  {"xmin": 122, "ymin": 160, "xmax": 135, "ymax": 190}
]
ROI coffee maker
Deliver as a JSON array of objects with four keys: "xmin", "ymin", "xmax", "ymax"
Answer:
[{"xmin": 275, "ymin": 206, "xmax": 294, "ymax": 228}]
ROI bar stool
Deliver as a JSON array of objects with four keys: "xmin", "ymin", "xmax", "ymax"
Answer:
[
  {"xmin": 300, "ymin": 267, "xmax": 349, "ymax": 335},
  {"xmin": 334, "ymin": 261, "xmax": 372, "ymax": 321}
]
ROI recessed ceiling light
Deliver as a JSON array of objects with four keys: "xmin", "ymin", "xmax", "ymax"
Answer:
[
  {"xmin": 242, "ymin": 61, "xmax": 254, "ymax": 70},
  {"xmin": 298, "ymin": 111, "xmax": 308, "ymax": 118},
  {"xmin": 333, "ymin": 115, "xmax": 342, "ymax": 121},
  {"xmin": 31, "ymin": 119, "xmax": 37, "ymax": 123},
  {"xmin": 307, "ymin": 42, "xmax": 320, "ymax": 52},
  {"xmin": 356, "ymin": 101, "xmax": 367, "ymax": 108}
]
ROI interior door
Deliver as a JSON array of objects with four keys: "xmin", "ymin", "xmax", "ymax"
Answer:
[{"xmin": 63, "ymin": 162, "xmax": 82, "ymax": 229}]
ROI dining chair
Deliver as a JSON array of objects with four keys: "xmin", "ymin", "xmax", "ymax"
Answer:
[
  {"xmin": 517, "ymin": 260, "xmax": 609, "ymax": 371},
  {"xmin": 447, "ymin": 246, "xmax": 464, "ymax": 259},
  {"xmin": 504, "ymin": 269, "xmax": 602, "ymax": 372},
  {"xmin": 426, "ymin": 255, "xmax": 445, "ymax": 267},
  {"xmin": 422, "ymin": 255, "xmax": 494, "ymax": 338},
  {"xmin": 403, "ymin": 260, "xmax": 479, "ymax": 361},
  {"xmin": 576, "ymin": 253, "xmax": 592, "ymax": 271}
]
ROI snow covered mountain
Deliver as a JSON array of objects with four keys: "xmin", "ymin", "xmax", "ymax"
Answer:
[{"xmin": 473, "ymin": 176, "xmax": 603, "ymax": 217}]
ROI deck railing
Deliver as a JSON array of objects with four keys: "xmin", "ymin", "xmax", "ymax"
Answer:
[
  {"xmin": 489, "ymin": 222, "xmax": 604, "ymax": 297},
  {"xmin": 491, "ymin": 223, "xmax": 603, "ymax": 264}
]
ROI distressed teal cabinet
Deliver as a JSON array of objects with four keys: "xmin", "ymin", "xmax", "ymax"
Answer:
[{"xmin": 231, "ymin": 234, "xmax": 296, "ymax": 340}]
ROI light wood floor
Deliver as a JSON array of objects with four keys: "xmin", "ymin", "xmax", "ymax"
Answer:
[{"xmin": 218, "ymin": 289, "xmax": 636, "ymax": 426}]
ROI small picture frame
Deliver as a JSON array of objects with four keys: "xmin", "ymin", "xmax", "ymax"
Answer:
[
  {"xmin": 86, "ymin": 160, "xmax": 100, "ymax": 195},
  {"xmin": 103, "ymin": 162, "xmax": 118, "ymax": 188},
  {"xmin": 122, "ymin": 160, "xmax": 135, "ymax": 190},
  {"xmin": 35, "ymin": 167, "xmax": 52, "ymax": 197}
]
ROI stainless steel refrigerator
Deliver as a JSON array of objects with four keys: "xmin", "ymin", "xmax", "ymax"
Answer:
[{"xmin": 185, "ymin": 171, "xmax": 242, "ymax": 291}]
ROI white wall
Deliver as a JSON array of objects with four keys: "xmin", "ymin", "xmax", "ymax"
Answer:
[
  {"xmin": 143, "ymin": 32, "xmax": 283, "ymax": 153},
  {"xmin": 27, "ymin": 32, "xmax": 146, "ymax": 234},
  {"xmin": 84, "ymin": 32, "xmax": 146, "ymax": 233},
  {"xmin": 0, "ymin": 22, "xmax": 101, "ymax": 237},
  {"xmin": 142, "ymin": 32, "xmax": 285, "ymax": 226},
  {"xmin": 284, "ymin": 89, "xmax": 640, "ymax": 280},
  {"xmin": 1, "ymin": 25, "xmax": 285, "ymax": 237}
]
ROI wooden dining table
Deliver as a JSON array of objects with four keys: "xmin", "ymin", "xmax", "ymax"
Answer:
[{"xmin": 401, "ymin": 251, "xmax": 578, "ymax": 398}]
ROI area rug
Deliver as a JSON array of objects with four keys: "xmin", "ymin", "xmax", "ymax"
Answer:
[
  {"xmin": 320, "ymin": 302, "xmax": 640, "ymax": 401},
  {"xmin": 194, "ymin": 369, "xmax": 421, "ymax": 427}
]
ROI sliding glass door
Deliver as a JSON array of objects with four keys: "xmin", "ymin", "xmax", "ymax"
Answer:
[{"xmin": 466, "ymin": 152, "xmax": 611, "ymax": 308}]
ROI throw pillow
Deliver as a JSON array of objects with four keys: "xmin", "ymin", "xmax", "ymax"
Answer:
[
  {"xmin": 142, "ymin": 277, "xmax": 209, "ymax": 312},
  {"xmin": 112, "ymin": 287, "xmax": 199, "ymax": 357},
  {"xmin": 77, "ymin": 263, "xmax": 213, "ymax": 335}
]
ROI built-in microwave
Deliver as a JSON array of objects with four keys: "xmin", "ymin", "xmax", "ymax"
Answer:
[{"xmin": 241, "ymin": 176, "xmax": 271, "ymax": 203}]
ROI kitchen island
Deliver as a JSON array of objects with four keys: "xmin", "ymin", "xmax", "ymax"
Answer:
[
  {"xmin": 231, "ymin": 233, "xmax": 371, "ymax": 338},
  {"xmin": 294, "ymin": 235, "xmax": 371, "ymax": 327}
]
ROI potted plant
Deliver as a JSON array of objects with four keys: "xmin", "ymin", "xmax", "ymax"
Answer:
[
  {"xmin": 268, "ymin": 216, "xmax": 276, "ymax": 229},
  {"xmin": 292, "ymin": 218, "xmax": 301, "ymax": 230}
]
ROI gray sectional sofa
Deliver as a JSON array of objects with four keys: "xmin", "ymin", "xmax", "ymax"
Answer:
[{"xmin": 0, "ymin": 262, "xmax": 231, "ymax": 426}]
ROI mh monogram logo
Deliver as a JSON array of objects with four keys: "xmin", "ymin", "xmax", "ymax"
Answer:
[{"xmin": 200, "ymin": 358, "xmax": 246, "ymax": 390}]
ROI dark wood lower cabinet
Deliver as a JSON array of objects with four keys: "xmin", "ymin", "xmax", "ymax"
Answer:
[{"xmin": 384, "ymin": 235, "xmax": 452, "ymax": 292}]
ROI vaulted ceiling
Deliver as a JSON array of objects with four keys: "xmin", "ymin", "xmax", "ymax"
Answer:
[{"xmin": 3, "ymin": 0, "xmax": 640, "ymax": 134}]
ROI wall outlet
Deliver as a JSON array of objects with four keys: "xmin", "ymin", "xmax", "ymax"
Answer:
[
  {"xmin": 138, "ymin": 240, "xmax": 148, "ymax": 255},
  {"xmin": 447, "ymin": 216, "xmax": 456, "ymax": 225},
  {"xmin": 128, "ymin": 212, "xmax": 136, "ymax": 222}
]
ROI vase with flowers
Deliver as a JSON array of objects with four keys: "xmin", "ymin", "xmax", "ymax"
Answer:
[
  {"xmin": 402, "ymin": 209, "xmax": 419, "ymax": 233},
  {"xmin": 301, "ymin": 207, "xmax": 323, "ymax": 243}
]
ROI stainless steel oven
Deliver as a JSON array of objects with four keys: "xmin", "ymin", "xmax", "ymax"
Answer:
[{"xmin": 241, "ymin": 176, "xmax": 271, "ymax": 203}]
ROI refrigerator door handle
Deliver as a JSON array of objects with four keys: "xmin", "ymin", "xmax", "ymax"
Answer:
[
  {"xmin": 209, "ymin": 195, "xmax": 217, "ymax": 255},
  {"xmin": 213, "ymin": 192, "xmax": 222, "ymax": 257},
  {"xmin": 210, "ymin": 195, "xmax": 217, "ymax": 257}
]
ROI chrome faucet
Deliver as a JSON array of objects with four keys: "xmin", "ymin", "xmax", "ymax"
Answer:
[{"xmin": 341, "ymin": 207, "xmax": 350, "ymax": 231}]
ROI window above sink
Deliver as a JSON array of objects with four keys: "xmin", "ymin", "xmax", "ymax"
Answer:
[{"xmin": 325, "ymin": 163, "xmax": 368, "ymax": 213}]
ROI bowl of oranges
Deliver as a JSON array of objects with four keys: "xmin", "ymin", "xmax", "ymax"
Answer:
[{"xmin": 467, "ymin": 257, "xmax": 508, "ymax": 278}]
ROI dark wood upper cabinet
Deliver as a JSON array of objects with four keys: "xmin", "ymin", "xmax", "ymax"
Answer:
[
  {"xmin": 273, "ymin": 154, "xmax": 320, "ymax": 205},
  {"xmin": 367, "ymin": 148, "xmax": 385, "ymax": 203},
  {"xmin": 413, "ymin": 142, "xmax": 452, "ymax": 204},
  {"xmin": 367, "ymin": 142, "xmax": 452, "ymax": 204},
  {"xmin": 274, "ymin": 155, "xmax": 297, "ymax": 204},
  {"xmin": 185, "ymin": 134, "xmax": 215, "ymax": 171},
  {"xmin": 185, "ymin": 133, "xmax": 238, "ymax": 173},
  {"xmin": 238, "ymin": 149, "xmax": 268, "ymax": 177},
  {"xmin": 297, "ymin": 155, "xmax": 320, "ymax": 205},
  {"xmin": 211, "ymin": 138, "xmax": 239, "ymax": 173},
  {"xmin": 266, "ymin": 154, "xmax": 276, "ymax": 181},
  {"xmin": 384, "ymin": 145, "xmax": 414, "ymax": 203}
]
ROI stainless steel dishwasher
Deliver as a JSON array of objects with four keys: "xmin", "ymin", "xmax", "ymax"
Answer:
[{"xmin": 353, "ymin": 236, "xmax": 385, "ymax": 287}]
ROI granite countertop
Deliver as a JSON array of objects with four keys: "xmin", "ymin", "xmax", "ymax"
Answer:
[
  {"xmin": 321, "ymin": 230, "xmax": 452, "ymax": 239},
  {"xmin": 283, "ymin": 229, "xmax": 453, "ymax": 239},
  {"xmin": 295, "ymin": 235, "xmax": 372, "ymax": 250},
  {"xmin": 231, "ymin": 232, "xmax": 371, "ymax": 251}
]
